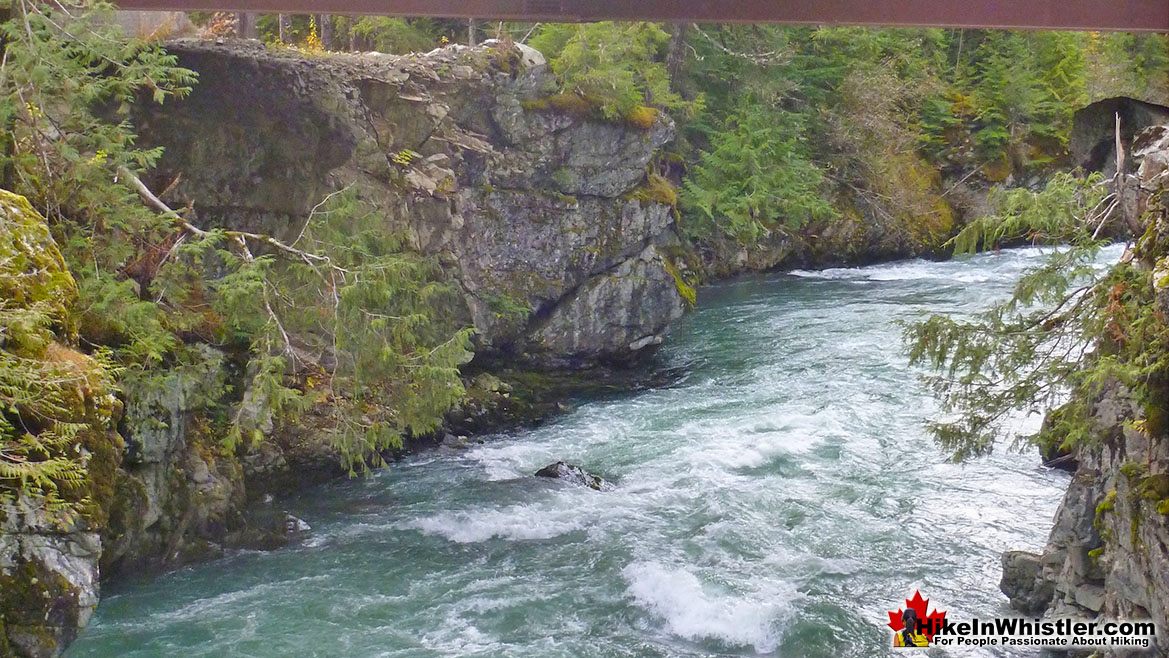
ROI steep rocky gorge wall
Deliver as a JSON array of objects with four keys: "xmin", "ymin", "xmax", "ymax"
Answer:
[
  {"xmin": 137, "ymin": 40, "xmax": 685, "ymax": 368},
  {"xmin": 1, "ymin": 40, "xmax": 687, "ymax": 657},
  {"xmin": 113, "ymin": 37, "xmax": 688, "ymax": 569},
  {"xmin": 1000, "ymin": 125, "xmax": 1169, "ymax": 657}
]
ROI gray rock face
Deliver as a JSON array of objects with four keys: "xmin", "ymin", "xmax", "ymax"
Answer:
[
  {"xmin": 0, "ymin": 502, "xmax": 103, "ymax": 658},
  {"xmin": 1006, "ymin": 386, "xmax": 1169, "ymax": 657},
  {"xmin": 137, "ymin": 39, "xmax": 686, "ymax": 369},
  {"xmin": 102, "ymin": 344, "xmax": 244, "ymax": 578},
  {"xmin": 1000, "ymin": 550, "xmax": 1055, "ymax": 615},
  {"xmin": 1070, "ymin": 97, "xmax": 1169, "ymax": 174}
]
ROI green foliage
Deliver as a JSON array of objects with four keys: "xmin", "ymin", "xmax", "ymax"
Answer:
[
  {"xmin": 0, "ymin": 0, "xmax": 195, "ymax": 224},
  {"xmin": 1, "ymin": 2, "xmax": 476, "ymax": 481},
  {"xmin": 663, "ymin": 259, "xmax": 697, "ymax": 307},
  {"xmin": 905, "ymin": 175, "xmax": 1169, "ymax": 461},
  {"xmin": 530, "ymin": 22, "xmax": 693, "ymax": 122},
  {"xmin": 347, "ymin": 17, "xmax": 439, "ymax": 54},
  {"xmin": 1086, "ymin": 33, "xmax": 1169, "ymax": 103},
  {"xmin": 232, "ymin": 190, "xmax": 473, "ymax": 472},
  {"xmin": 681, "ymin": 101, "xmax": 834, "ymax": 243},
  {"xmin": 966, "ymin": 33, "xmax": 1081, "ymax": 162},
  {"xmin": 0, "ymin": 0, "xmax": 193, "ymax": 521},
  {"xmin": 950, "ymin": 172, "xmax": 1108, "ymax": 254},
  {"xmin": 0, "ymin": 192, "xmax": 115, "ymax": 524},
  {"xmin": 1, "ymin": 0, "xmax": 196, "ymax": 370}
]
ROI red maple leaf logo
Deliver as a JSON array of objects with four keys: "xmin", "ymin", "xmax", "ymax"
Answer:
[{"xmin": 887, "ymin": 590, "xmax": 947, "ymax": 642}]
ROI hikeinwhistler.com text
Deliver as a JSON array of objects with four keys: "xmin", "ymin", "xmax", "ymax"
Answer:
[{"xmin": 927, "ymin": 617, "xmax": 1157, "ymax": 650}]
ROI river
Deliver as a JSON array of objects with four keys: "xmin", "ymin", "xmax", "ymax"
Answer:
[{"xmin": 70, "ymin": 247, "xmax": 1116, "ymax": 657}]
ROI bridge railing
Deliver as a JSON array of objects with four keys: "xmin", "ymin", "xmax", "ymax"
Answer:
[{"xmin": 113, "ymin": 0, "xmax": 1169, "ymax": 33}]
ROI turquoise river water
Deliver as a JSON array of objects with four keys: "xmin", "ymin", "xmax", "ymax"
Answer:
[{"xmin": 70, "ymin": 247, "xmax": 1121, "ymax": 657}]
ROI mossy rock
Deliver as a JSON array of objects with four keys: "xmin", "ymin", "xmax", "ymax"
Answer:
[
  {"xmin": 0, "ymin": 557, "xmax": 84, "ymax": 656},
  {"xmin": 0, "ymin": 189, "xmax": 79, "ymax": 346},
  {"xmin": 1094, "ymin": 489, "xmax": 1117, "ymax": 529},
  {"xmin": 625, "ymin": 173, "xmax": 678, "ymax": 207},
  {"xmin": 1137, "ymin": 473, "xmax": 1169, "ymax": 501}
]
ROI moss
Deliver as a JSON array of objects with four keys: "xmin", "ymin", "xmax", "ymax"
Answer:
[
  {"xmin": 550, "ymin": 167, "xmax": 575, "ymax": 189},
  {"xmin": 1094, "ymin": 489, "xmax": 1117, "ymax": 530},
  {"xmin": 622, "ymin": 105, "xmax": 658, "ymax": 130},
  {"xmin": 487, "ymin": 42, "xmax": 521, "ymax": 75},
  {"xmin": 0, "ymin": 615, "xmax": 10, "ymax": 656},
  {"xmin": 1136, "ymin": 473, "xmax": 1169, "ymax": 501},
  {"xmin": 101, "ymin": 470, "xmax": 149, "ymax": 562},
  {"xmin": 1087, "ymin": 547, "xmax": 1105, "ymax": 560},
  {"xmin": 0, "ymin": 557, "xmax": 80, "ymax": 655},
  {"xmin": 663, "ymin": 259, "xmax": 697, "ymax": 307},
  {"xmin": 1120, "ymin": 461, "xmax": 1149, "ymax": 480},
  {"xmin": 522, "ymin": 92, "xmax": 600, "ymax": 119},
  {"xmin": 523, "ymin": 93, "xmax": 660, "ymax": 130},
  {"xmin": 1131, "ymin": 509, "xmax": 1142, "ymax": 547},
  {"xmin": 483, "ymin": 292, "xmax": 531, "ymax": 323},
  {"xmin": 626, "ymin": 173, "xmax": 678, "ymax": 208},
  {"xmin": 0, "ymin": 189, "xmax": 79, "ymax": 342},
  {"xmin": 1142, "ymin": 399, "xmax": 1167, "ymax": 437},
  {"xmin": 983, "ymin": 155, "xmax": 1013, "ymax": 183}
]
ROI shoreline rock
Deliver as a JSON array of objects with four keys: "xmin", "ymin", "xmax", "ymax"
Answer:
[{"xmin": 999, "ymin": 124, "xmax": 1169, "ymax": 657}]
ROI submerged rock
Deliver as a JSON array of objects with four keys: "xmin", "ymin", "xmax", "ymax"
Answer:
[
  {"xmin": 230, "ymin": 509, "xmax": 312, "ymax": 552},
  {"xmin": 535, "ymin": 462, "xmax": 613, "ymax": 491}
]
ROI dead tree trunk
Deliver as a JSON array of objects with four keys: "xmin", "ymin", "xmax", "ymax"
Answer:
[
  {"xmin": 236, "ymin": 12, "xmax": 257, "ymax": 39},
  {"xmin": 278, "ymin": 14, "xmax": 292, "ymax": 44},
  {"xmin": 666, "ymin": 23, "xmax": 690, "ymax": 96},
  {"xmin": 318, "ymin": 14, "xmax": 334, "ymax": 49}
]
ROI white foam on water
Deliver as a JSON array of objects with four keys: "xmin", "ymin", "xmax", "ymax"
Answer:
[
  {"xmin": 621, "ymin": 561, "xmax": 796, "ymax": 653},
  {"xmin": 790, "ymin": 262, "xmax": 997, "ymax": 283},
  {"xmin": 466, "ymin": 420, "xmax": 628, "ymax": 482},
  {"xmin": 675, "ymin": 408, "xmax": 842, "ymax": 474}
]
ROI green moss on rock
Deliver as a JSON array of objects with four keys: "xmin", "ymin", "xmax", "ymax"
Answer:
[
  {"xmin": 0, "ymin": 557, "xmax": 82, "ymax": 657},
  {"xmin": 0, "ymin": 189, "xmax": 78, "ymax": 342}
]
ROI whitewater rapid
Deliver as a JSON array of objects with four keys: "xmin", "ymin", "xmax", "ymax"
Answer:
[{"xmin": 70, "ymin": 247, "xmax": 1121, "ymax": 657}]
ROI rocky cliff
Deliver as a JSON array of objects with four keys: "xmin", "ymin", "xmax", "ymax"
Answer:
[
  {"xmin": 1000, "ymin": 125, "xmax": 1169, "ymax": 657},
  {"xmin": 0, "ymin": 192, "xmax": 123, "ymax": 657},
  {"xmin": 136, "ymin": 39, "xmax": 685, "ymax": 368},
  {"xmin": 1, "ymin": 39, "xmax": 687, "ymax": 656}
]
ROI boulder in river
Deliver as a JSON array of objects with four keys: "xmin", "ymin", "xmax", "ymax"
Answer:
[{"xmin": 535, "ymin": 462, "xmax": 613, "ymax": 491}]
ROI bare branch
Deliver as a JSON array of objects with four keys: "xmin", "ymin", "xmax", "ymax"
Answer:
[{"xmin": 119, "ymin": 166, "xmax": 349, "ymax": 275}]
